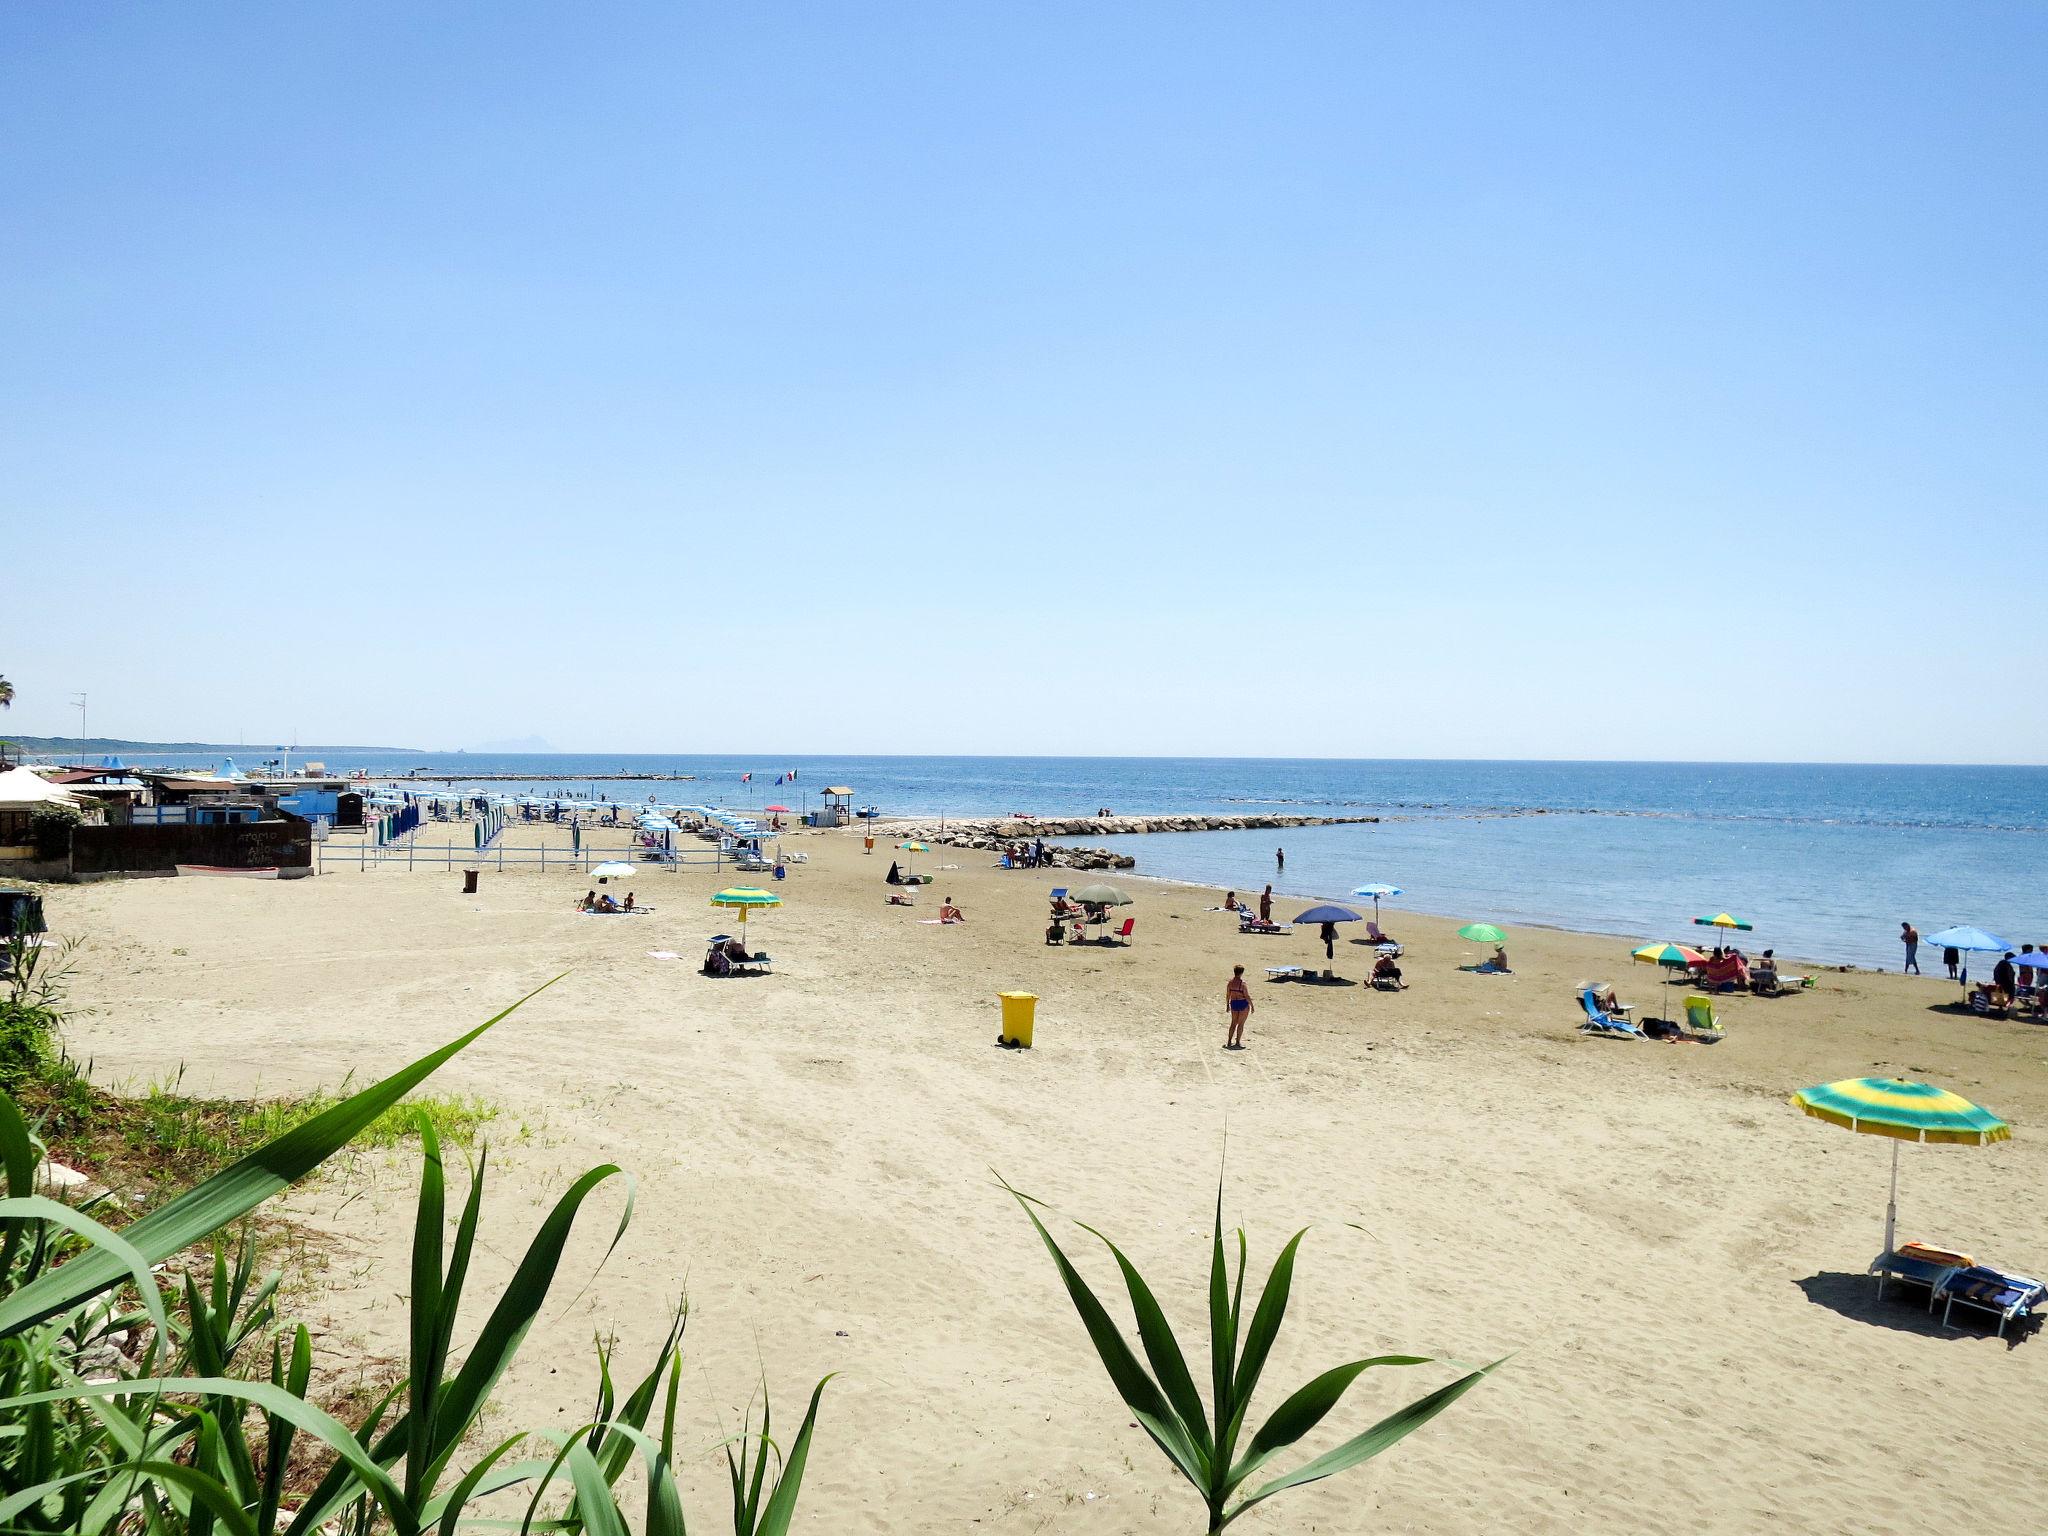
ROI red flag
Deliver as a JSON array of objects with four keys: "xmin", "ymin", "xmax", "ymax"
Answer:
[{"xmin": 741, "ymin": 772, "xmax": 751, "ymax": 783}]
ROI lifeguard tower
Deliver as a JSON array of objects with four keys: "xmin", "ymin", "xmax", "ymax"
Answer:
[{"xmin": 816, "ymin": 787, "xmax": 854, "ymax": 828}]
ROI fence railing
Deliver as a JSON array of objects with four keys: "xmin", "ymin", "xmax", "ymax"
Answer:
[{"xmin": 316, "ymin": 840, "xmax": 735, "ymax": 873}]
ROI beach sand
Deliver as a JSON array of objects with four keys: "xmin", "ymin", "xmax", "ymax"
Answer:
[{"xmin": 47, "ymin": 823, "xmax": 2048, "ymax": 1533}]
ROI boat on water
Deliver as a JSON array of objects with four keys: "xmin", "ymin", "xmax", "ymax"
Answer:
[{"xmin": 174, "ymin": 865, "xmax": 281, "ymax": 879}]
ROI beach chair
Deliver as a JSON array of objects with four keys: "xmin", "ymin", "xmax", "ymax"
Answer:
[
  {"xmin": 1265, "ymin": 965, "xmax": 1303, "ymax": 982},
  {"xmin": 1935, "ymin": 1265, "xmax": 2046, "ymax": 1338},
  {"xmin": 1578, "ymin": 988, "xmax": 1644, "ymax": 1039},
  {"xmin": 1366, "ymin": 922, "xmax": 1400, "ymax": 951},
  {"xmin": 1049, "ymin": 887, "xmax": 1068, "ymax": 904},
  {"xmin": 1682, "ymin": 994, "xmax": 1724, "ymax": 1042},
  {"xmin": 1111, "ymin": 917, "xmax": 1135, "ymax": 946},
  {"xmin": 1239, "ymin": 914, "xmax": 1292, "ymax": 936}
]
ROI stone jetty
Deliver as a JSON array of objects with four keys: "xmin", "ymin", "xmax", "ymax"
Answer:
[{"xmin": 877, "ymin": 812, "xmax": 1380, "ymax": 872}]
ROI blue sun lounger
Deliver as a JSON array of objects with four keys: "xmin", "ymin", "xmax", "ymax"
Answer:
[{"xmin": 1578, "ymin": 988, "xmax": 1644, "ymax": 1039}]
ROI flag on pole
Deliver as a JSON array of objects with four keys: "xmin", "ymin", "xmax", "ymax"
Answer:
[
  {"xmin": 741, "ymin": 772, "xmax": 752, "ymax": 783},
  {"xmin": 775, "ymin": 774, "xmax": 784, "ymax": 786}
]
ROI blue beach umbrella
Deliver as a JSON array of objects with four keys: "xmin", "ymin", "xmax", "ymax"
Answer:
[
  {"xmin": 2013, "ymin": 952, "xmax": 2048, "ymax": 970},
  {"xmin": 1294, "ymin": 904, "xmax": 1363, "ymax": 925},
  {"xmin": 1351, "ymin": 883, "xmax": 1403, "ymax": 922},
  {"xmin": 1923, "ymin": 925, "xmax": 2013, "ymax": 984}
]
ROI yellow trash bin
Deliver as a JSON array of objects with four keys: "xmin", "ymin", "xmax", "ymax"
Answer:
[{"xmin": 998, "ymin": 990, "xmax": 1038, "ymax": 1048}]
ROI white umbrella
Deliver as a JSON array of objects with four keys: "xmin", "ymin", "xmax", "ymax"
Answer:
[{"xmin": 589, "ymin": 861, "xmax": 635, "ymax": 882}]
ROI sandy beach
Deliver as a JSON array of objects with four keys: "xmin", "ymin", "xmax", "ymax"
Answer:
[{"xmin": 46, "ymin": 822, "xmax": 2048, "ymax": 1534}]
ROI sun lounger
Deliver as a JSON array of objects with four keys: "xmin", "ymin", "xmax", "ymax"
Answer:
[
  {"xmin": 1935, "ymin": 1266, "xmax": 2046, "ymax": 1337},
  {"xmin": 1265, "ymin": 965, "xmax": 1303, "ymax": 981},
  {"xmin": 1578, "ymin": 988, "xmax": 1645, "ymax": 1039},
  {"xmin": 1366, "ymin": 923, "xmax": 1400, "ymax": 952},
  {"xmin": 1870, "ymin": 1250, "xmax": 1955, "ymax": 1309},
  {"xmin": 1239, "ymin": 916, "xmax": 1292, "ymax": 936}
]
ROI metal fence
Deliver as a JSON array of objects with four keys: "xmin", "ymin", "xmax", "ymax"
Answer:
[{"xmin": 315, "ymin": 839, "xmax": 736, "ymax": 873}]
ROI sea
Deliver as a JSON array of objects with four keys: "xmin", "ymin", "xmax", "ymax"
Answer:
[{"xmin": 85, "ymin": 752, "xmax": 2045, "ymax": 970}]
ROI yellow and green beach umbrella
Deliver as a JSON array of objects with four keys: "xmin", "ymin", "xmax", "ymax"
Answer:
[
  {"xmin": 1692, "ymin": 912, "xmax": 1753, "ymax": 934},
  {"xmin": 896, "ymin": 840, "xmax": 929, "ymax": 876},
  {"xmin": 709, "ymin": 886, "xmax": 781, "ymax": 926},
  {"xmin": 1792, "ymin": 1077, "xmax": 2010, "ymax": 1254}
]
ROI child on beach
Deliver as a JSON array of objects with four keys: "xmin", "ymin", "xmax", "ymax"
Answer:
[{"xmin": 1225, "ymin": 965, "xmax": 1252, "ymax": 1049}]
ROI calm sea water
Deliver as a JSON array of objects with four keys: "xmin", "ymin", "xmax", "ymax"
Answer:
[{"xmin": 108, "ymin": 753, "xmax": 2045, "ymax": 968}]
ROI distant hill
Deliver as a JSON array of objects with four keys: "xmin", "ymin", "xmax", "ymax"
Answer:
[{"xmin": 1, "ymin": 736, "xmax": 424, "ymax": 756}]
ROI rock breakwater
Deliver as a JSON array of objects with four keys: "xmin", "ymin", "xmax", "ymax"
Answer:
[{"xmin": 877, "ymin": 812, "xmax": 1380, "ymax": 872}]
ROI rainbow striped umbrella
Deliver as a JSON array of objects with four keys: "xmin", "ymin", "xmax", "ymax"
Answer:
[
  {"xmin": 1792, "ymin": 1077, "xmax": 2010, "ymax": 1254},
  {"xmin": 1631, "ymin": 941, "xmax": 1704, "ymax": 970},
  {"xmin": 710, "ymin": 887, "xmax": 781, "ymax": 926}
]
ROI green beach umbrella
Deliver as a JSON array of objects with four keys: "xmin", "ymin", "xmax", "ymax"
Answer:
[
  {"xmin": 710, "ymin": 886, "xmax": 782, "ymax": 926},
  {"xmin": 1792, "ymin": 1077, "xmax": 2010, "ymax": 1255},
  {"xmin": 1068, "ymin": 883, "xmax": 1132, "ymax": 907},
  {"xmin": 1457, "ymin": 923, "xmax": 1507, "ymax": 945},
  {"xmin": 1692, "ymin": 912, "xmax": 1754, "ymax": 934},
  {"xmin": 896, "ymin": 839, "xmax": 929, "ymax": 875}
]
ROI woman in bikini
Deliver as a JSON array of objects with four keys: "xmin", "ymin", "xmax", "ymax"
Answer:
[{"xmin": 1225, "ymin": 965, "xmax": 1253, "ymax": 1049}]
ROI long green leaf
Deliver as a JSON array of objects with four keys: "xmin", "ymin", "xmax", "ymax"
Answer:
[
  {"xmin": 422, "ymin": 1161, "xmax": 633, "ymax": 1486},
  {"xmin": 1229, "ymin": 1354, "xmax": 1433, "ymax": 1486},
  {"xmin": 1074, "ymin": 1220, "xmax": 1211, "ymax": 1466},
  {"xmin": 753, "ymin": 1376, "xmax": 832, "ymax": 1536},
  {"xmin": 1224, "ymin": 1230, "xmax": 1308, "ymax": 1449},
  {"xmin": 1001, "ymin": 1178, "xmax": 1204, "ymax": 1489},
  {"xmin": 0, "ymin": 980, "xmax": 560, "ymax": 1337},
  {"xmin": 1207, "ymin": 1185, "xmax": 1233, "ymax": 1462},
  {"xmin": 563, "ymin": 1441, "xmax": 632, "ymax": 1536},
  {"xmin": 0, "ymin": 1376, "xmax": 410, "ymax": 1530},
  {"xmin": 1, "ymin": 1459, "xmax": 262, "ymax": 1536},
  {"xmin": 407, "ymin": 1114, "xmax": 448, "ymax": 1510},
  {"xmin": 0, "ymin": 1195, "xmax": 170, "ymax": 1346},
  {"xmin": 0, "ymin": 1089, "xmax": 35, "ymax": 1276},
  {"xmin": 1223, "ymin": 1360, "xmax": 1500, "ymax": 1526}
]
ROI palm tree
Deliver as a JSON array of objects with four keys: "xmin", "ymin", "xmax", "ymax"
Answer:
[{"xmin": 0, "ymin": 675, "xmax": 12, "ymax": 709}]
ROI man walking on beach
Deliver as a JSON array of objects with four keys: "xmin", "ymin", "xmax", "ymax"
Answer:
[
  {"xmin": 1901, "ymin": 921, "xmax": 1921, "ymax": 974},
  {"xmin": 1225, "ymin": 965, "xmax": 1252, "ymax": 1049}
]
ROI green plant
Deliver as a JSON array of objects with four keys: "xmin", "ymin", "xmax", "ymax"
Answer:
[
  {"xmin": 0, "ymin": 983, "xmax": 831, "ymax": 1535},
  {"xmin": 0, "ymin": 934, "xmax": 79, "ymax": 1091},
  {"xmin": 26, "ymin": 805, "xmax": 81, "ymax": 861},
  {"xmin": 1003, "ymin": 1173, "xmax": 1497, "ymax": 1533}
]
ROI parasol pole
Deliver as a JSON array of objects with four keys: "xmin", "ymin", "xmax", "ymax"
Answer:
[{"xmin": 1884, "ymin": 1138, "xmax": 1899, "ymax": 1257}]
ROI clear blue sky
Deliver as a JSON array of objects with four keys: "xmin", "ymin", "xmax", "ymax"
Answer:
[{"xmin": 4, "ymin": 3, "xmax": 2042, "ymax": 760}]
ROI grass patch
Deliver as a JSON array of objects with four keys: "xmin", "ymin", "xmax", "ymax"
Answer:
[{"xmin": 18, "ymin": 1064, "xmax": 499, "ymax": 1197}]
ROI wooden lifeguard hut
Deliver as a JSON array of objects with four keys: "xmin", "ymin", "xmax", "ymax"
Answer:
[{"xmin": 817, "ymin": 787, "xmax": 854, "ymax": 828}]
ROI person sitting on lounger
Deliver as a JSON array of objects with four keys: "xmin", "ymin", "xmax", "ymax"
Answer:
[
  {"xmin": 1372, "ymin": 954, "xmax": 1405, "ymax": 988},
  {"xmin": 939, "ymin": 897, "xmax": 965, "ymax": 923},
  {"xmin": 723, "ymin": 937, "xmax": 753, "ymax": 963},
  {"xmin": 1593, "ymin": 983, "xmax": 1628, "ymax": 1015},
  {"xmin": 1970, "ymin": 983, "xmax": 2014, "ymax": 1014},
  {"xmin": 1751, "ymin": 951, "xmax": 1780, "ymax": 993}
]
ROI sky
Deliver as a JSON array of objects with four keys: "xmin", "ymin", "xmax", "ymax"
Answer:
[{"xmin": 2, "ymin": 3, "xmax": 2042, "ymax": 761}]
